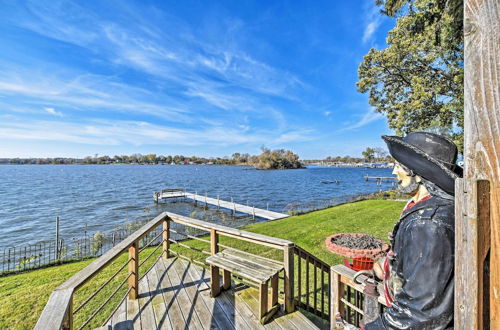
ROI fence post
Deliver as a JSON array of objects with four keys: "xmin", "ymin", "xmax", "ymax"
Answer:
[
  {"xmin": 284, "ymin": 244, "xmax": 295, "ymax": 313},
  {"xmin": 163, "ymin": 218, "xmax": 170, "ymax": 259},
  {"xmin": 55, "ymin": 216, "xmax": 60, "ymax": 260},
  {"xmin": 128, "ymin": 242, "xmax": 139, "ymax": 299}
]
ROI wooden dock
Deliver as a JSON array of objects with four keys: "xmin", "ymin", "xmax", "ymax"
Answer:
[
  {"xmin": 364, "ymin": 176, "xmax": 396, "ymax": 182},
  {"xmin": 154, "ymin": 189, "xmax": 289, "ymax": 220},
  {"xmin": 103, "ymin": 257, "xmax": 324, "ymax": 330}
]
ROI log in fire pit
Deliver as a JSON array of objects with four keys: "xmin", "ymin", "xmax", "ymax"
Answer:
[{"xmin": 325, "ymin": 233, "xmax": 389, "ymax": 271}]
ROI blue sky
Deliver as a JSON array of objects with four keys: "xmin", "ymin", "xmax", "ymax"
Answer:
[{"xmin": 0, "ymin": 0, "xmax": 395, "ymax": 159}]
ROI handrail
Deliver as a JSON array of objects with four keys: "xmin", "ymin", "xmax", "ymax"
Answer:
[
  {"xmin": 165, "ymin": 212, "xmax": 293, "ymax": 249},
  {"xmin": 35, "ymin": 212, "xmax": 169, "ymax": 330}
]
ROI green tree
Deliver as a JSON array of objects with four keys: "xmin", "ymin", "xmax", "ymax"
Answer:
[
  {"xmin": 362, "ymin": 147, "xmax": 376, "ymax": 162},
  {"xmin": 357, "ymin": 0, "xmax": 463, "ymax": 150},
  {"xmin": 251, "ymin": 147, "xmax": 303, "ymax": 170}
]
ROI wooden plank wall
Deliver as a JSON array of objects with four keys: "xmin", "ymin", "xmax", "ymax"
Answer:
[{"xmin": 457, "ymin": 0, "xmax": 499, "ymax": 328}]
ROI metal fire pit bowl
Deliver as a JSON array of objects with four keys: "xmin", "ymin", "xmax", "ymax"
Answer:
[{"xmin": 325, "ymin": 233, "xmax": 389, "ymax": 259}]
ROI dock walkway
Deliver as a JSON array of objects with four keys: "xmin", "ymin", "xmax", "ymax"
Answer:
[
  {"xmin": 154, "ymin": 189, "xmax": 289, "ymax": 220},
  {"xmin": 104, "ymin": 257, "xmax": 324, "ymax": 330}
]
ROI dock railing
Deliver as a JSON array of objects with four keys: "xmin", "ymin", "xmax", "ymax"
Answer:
[{"xmin": 35, "ymin": 212, "xmax": 297, "ymax": 329}]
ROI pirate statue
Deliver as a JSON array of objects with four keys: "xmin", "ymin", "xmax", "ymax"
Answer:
[{"xmin": 365, "ymin": 132, "xmax": 463, "ymax": 330}]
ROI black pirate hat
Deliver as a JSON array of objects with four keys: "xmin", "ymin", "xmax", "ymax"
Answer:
[{"xmin": 382, "ymin": 132, "xmax": 463, "ymax": 195}]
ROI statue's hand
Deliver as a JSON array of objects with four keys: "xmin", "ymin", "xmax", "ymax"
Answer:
[{"xmin": 373, "ymin": 257, "xmax": 386, "ymax": 280}]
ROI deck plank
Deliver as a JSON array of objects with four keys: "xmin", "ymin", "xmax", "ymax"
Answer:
[
  {"xmin": 146, "ymin": 261, "xmax": 173, "ymax": 330},
  {"xmin": 137, "ymin": 271, "xmax": 157, "ymax": 329},
  {"xmin": 154, "ymin": 258, "xmax": 188, "ymax": 330},
  {"xmin": 125, "ymin": 292, "xmax": 142, "ymax": 330},
  {"xmin": 164, "ymin": 259, "xmax": 205, "ymax": 330},
  {"xmin": 219, "ymin": 287, "xmax": 265, "ymax": 330},
  {"xmin": 169, "ymin": 257, "xmax": 219, "ymax": 330},
  {"xmin": 106, "ymin": 256, "xmax": 323, "ymax": 330},
  {"xmin": 107, "ymin": 294, "xmax": 129, "ymax": 329},
  {"xmin": 183, "ymin": 258, "xmax": 257, "ymax": 330}
]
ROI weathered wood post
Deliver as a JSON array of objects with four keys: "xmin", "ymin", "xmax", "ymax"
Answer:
[
  {"xmin": 128, "ymin": 242, "xmax": 139, "ymax": 299},
  {"xmin": 456, "ymin": 0, "xmax": 499, "ymax": 328},
  {"xmin": 210, "ymin": 229, "xmax": 221, "ymax": 297},
  {"xmin": 162, "ymin": 217, "xmax": 170, "ymax": 259},
  {"xmin": 330, "ymin": 269, "xmax": 345, "ymax": 328},
  {"xmin": 62, "ymin": 295, "xmax": 73, "ymax": 330},
  {"xmin": 284, "ymin": 244, "xmax": 295, "ymax": 313}
]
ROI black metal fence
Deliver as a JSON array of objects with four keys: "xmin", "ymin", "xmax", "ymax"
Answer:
[{"xmin": 0, "ymin": 224, "xmax": 165, "ymax": 275}]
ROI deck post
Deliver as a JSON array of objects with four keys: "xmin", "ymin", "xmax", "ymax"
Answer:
[
  {"xmin": 62, "ymin": 294, "xmax": 73, "ymax": 330},
  {"xmin": 331, "ymin": 267, "xmax": 345, "ymax": 328},
  {"xmin": 210, "ymin": 229, "xmax": 221, "ymax": 297},
  {"xmin": 128, "ymin": 242, "xmax": 139, "ymax": 299},
  {"xmin": 284, "ymin": 244, "xmax": 295, "ymax": 313},
  {"xmin": 456, "ymin": 0, "xmax": 499, "ymax": 328},
  {"xmin": 162, "ymin": 218, "xmax": 170, "ymax": 259}
]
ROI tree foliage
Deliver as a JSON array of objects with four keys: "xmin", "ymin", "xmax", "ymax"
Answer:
[
  {"xmin": 362, "ymin": 147, "xmax": 376, "ymax": 162},
  {"xmin": 357, "ymin": 0, "xmax": 463, "ymax": 150},
  {"xmin": 250, "ymin": 148, "xmax": 304, "ymax": 170}
]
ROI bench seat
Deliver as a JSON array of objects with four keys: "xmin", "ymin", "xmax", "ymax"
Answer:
[
  {"xmin": 206, "ymin": 248, "xmax": 283, "ymax": 283},
  {"xmin": 206, "ymin": 248, "xmax": 283, "ymax": 324}
]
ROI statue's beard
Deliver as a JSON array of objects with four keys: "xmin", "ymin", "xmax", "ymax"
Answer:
[{"xmin": 397, "ymin": 177, "xmax": 420, "ymax": 195}]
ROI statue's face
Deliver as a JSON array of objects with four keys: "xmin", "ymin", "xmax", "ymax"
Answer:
[{"xmin": 392, "ymin": 162, "xmax": 413, "ymax": 187}]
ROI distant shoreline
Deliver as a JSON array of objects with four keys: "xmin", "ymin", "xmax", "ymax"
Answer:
[{"xmin": 0, "ymin": 162, "xmax": 392, "ymax": 168}]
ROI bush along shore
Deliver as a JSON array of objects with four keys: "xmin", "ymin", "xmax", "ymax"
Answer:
[{"xmin": 0, "ymin": 199, "xmax": 405, "ymax": 329}]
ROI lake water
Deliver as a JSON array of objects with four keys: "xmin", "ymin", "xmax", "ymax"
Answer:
[{"xmin": 0, "ymin": 165, "xmax": 394, "ymax": 248}]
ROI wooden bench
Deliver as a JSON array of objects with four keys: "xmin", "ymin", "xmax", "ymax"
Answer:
[{"xmin": 206, "ymin": 248, "xmax": 283, "ymax": 324}]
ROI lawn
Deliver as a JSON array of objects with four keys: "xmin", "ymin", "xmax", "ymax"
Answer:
[{"xmin": 0, "ymin": 199, "xmax": 404, "ymax": 329}]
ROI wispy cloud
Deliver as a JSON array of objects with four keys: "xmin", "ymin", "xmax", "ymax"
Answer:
[
  {"xmin": 340, "ymin": 108, "xmax": 384, "ymax": 131},
  {"xmin": 44, "ymin": 107, "xmax": 63, "ymax": 117},
  {"xmin": 362, "ymin": 3, "xmax": 383, "ymax": 44},
  {"xmin": 0, "ymin": 117, "xmax": 314, "ymax": 147}
]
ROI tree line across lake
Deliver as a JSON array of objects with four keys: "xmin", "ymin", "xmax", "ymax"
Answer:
[
  {"xmin": 2, "ymin": 146, "xmax": 392, "ymax": 169},
  {"xmin": 2, "ymin": 148, "xmax": 303, "ymax": 170}
]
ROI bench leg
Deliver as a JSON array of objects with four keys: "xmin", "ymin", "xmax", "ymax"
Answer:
[
  {"xmin": 259, "ymin": 281, "xmax": 269, "ymax": 323},
  {"xmin": 223, "ymin": 270, "xmax": 231, "ymax": 290},
  {"xmin": 210, "ymin": 265, "xmax": 221, "ymax": 297},
  {"xmin": 271, "ymin": 273, "xmax": 279, "ymax": 307}
]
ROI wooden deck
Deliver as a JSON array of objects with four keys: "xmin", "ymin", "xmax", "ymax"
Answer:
[{"xmin": 103, "ymin": 257, "xmax": 325, "ymax": 330}]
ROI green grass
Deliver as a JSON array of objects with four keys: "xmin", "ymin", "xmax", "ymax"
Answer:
[{"xmin": 0, "ymin": 199, "xmax": 404, "ymax": 329}]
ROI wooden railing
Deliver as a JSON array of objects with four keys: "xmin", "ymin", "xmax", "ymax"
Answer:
[
  {"xmin": 35, "ymin": 212, "xmax": 168, "ymax": 329},
  {"xmin": 36, "ymin": 212, "xmax": 296, "ymax": 329},
  {"xmin": 293, "ymin": 245, "xmax": 330, "ymax": 320},
  {"xmin": 330, "ymin": 264, "xmax": 388, "ymax": 327}
]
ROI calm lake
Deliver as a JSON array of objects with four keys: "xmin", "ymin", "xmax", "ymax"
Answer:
[{"xmin": 0, "ymin": 165, "xmax": 394, "ymax": 248}]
